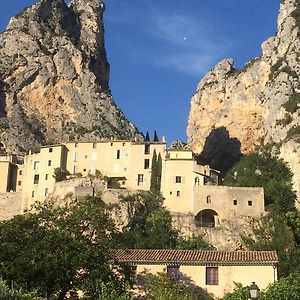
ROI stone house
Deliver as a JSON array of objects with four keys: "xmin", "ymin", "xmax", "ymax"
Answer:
[{"xmin": 114, "ymin": 249, "xmax": 278, "ymax": 298}]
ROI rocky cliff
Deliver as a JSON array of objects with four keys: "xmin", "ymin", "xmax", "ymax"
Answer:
[
  {"xmin": 0, "ymin": 0, "xmax": 141, "ymax": 153},
  {"xmin": 187, "ymin": 0, "xmax": 300, "ymax": 201}
]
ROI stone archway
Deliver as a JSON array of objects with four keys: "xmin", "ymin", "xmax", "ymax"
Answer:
[{"xmin": 195, "ymin": 209, "xmax": 218, "ymax": 228}]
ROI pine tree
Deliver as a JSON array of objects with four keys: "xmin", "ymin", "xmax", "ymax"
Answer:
[{"xmin": 145, "ymin": 131, "xmax": 150, "ymax": 142}]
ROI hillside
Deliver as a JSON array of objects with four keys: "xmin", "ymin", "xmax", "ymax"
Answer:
[
  {"xmin": 0, "ymin": 0, "xmax": 141, "ymax": 154},
  {"xmin": 187, "ymin": 0, "xmax": 300, "ymax": 201}
]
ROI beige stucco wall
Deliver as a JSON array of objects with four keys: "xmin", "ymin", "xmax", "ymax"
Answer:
[
  {"xmin": 64, "ymin": 141, "xmax": 166, "ymax": 191},
  {"xmin": 0, "ymin": 161, "xmax": 10, "ymax": 193},
  {"xmin": 136, "ymin": 263, "xmax": 277, "ymax": 298},
  {"xmin": 193, "ymin": 186, "xmax": 265, "ymax": 220},
  {"xmin": 21, "ymin": 145, "xmax": 66, "ymax": 211}
]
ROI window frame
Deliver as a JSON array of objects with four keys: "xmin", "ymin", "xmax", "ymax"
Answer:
[{"xmin": 206, "ymin": 267, "xmax": 219, "ymax": 285}]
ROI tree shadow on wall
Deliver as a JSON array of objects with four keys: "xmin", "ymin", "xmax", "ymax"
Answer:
[{"xmin": 196, "ymin": 127, "xmax": 241, "ymax": 176}]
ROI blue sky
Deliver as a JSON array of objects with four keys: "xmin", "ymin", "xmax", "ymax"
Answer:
[{"xmin": 0, "ymin": 0, "xmax": 280, "ymax": 144}]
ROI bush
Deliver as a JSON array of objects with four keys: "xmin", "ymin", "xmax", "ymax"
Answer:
[{"xmin": 283, "ymin": 93, "xmax": 300, "ymax": 114}]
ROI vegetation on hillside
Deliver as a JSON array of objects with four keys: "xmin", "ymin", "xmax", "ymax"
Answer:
[{"xmin": 0, "ymin": 191, "xmax": 211, "ymax": 299}]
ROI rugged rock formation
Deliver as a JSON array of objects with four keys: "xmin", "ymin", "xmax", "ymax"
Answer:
[
  {"xmin": 187, "ymin": 0, "xmax": 300, "ymax": 201},
  {"xmin": 0, "ymin": 0, "xmax": 141, "ymax": 153}
]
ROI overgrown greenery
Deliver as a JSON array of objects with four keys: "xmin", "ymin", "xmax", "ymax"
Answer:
[
  {"xmin": 144, "ymin": 273, "xmax": 213, "ymax": 300},
  {"xmin": 119, "ymin": 191, "xmax": 178, "ymax": 249},
  {"xmin": 0, "ymin": 197, "xmax": 125, "ymax": 299},
  {"xmin": 286, "ymin": 125, "xmax": 300, "ymax": 142},
  {"xmin": 283, "ymin": 92, "xmax": 300, "ymax": 114},
  {"xmin": 224, "ymin": 151, "xmax": 296, "ymax": 212},
  {"xmin": 53, "ymin": 167, "xmax": 70, "ymax": 182},
  {"xmin": 276, "ymin": 113, "xmax": 293, "ymax": 126}
]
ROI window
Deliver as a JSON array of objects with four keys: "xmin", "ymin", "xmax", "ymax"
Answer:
[
  {"xmin": 248, "ymin": 200, "xmax": 253, "ymax": 206},
  {"xmin": 45, "ymin": 188, "xmax": 48, "ymax": 196},
  {"xmin": 176, "ymin": 190, "xmax": 181, "ymax": 197},
  {"xmin": 33, "ymin": 161, "xmax": 39, "ymax": 170},
  {"xmin": 18, "ymin": 181, "xmax": 21, "ymax": 186},
  {"xmin": 175, "ymin": 176, "xmax": 182, "ymax": 183},
  {"xmin": 45, "ymin": 174, "xmax": 48, "ymax": 180},
  {"xmin": 92, "ymin": 143, "xmax": 97, "ymax": 149},
  {"xmin": 144, "ymin": 144, "xmax": 150, "ymax": 154},
  {"xmin": 110, "ymin": 142, "xmax": 113, "ymax": 146},
  {"xmin": 206, "ymin": 195, "xmax": 212, "ymax": 203},
  {"xmin": 31, "ymin": 191, "xmax": 35, "ymax": 197},
  {"xmin": 73, "ymin": 152, "xmax": 78, "ymax": 162},
  {"xmin": 206, "ymin": 267, "xmax": 218, "ymax": 285},
  {"xmin": 170, "ymin": 191, "xmax": 172, "ymax": 195},
  {"xmin": 19, "ymin": 170, "xmax": 22, "ymax": 175},
  {"xmin": 167, "ymin": 266, "xmax": 180, "ymax": 280},
  {"xmin": 195, "ymin": 177, "xmax": 200, "ymax": 185},
  {"xmin": 122, "ymin": 142, "xmax": 125, "ymax": 146},
  {"xmin": 73, "ymin": 165, "xmax": 78, "ymax": 174},
  {"xmin": 116, "ymin": 150, "xmax": 121, "ymax": 159},
  {"xmin": 144, "ymin": 159, "xmax": 150, "ymax": 169},
  {"xmin": 49, "ymin": 148, "xmax": 53, "ymax": 153},
  {"xmin": 48, "ymin": 160, "xmax": 51, "ymax": 166},
  {"xmin": 137, "ymin": 174, "xmax": 144, "ymax": 186},
  {"xmin": 233, "ymin": 200, "xmax": 238, "ymax": 205},
  {"xmin": 33, "ymin": 174, "xmax": 39, "ymax": 184},
  {"xmin": 75, "ymin": 143, "xmax": 78, "ymax": 148},
  {"xmin": 83, "ymin": 168, "xmax": 86, "ymax": 172},
  {"xmin": 85, "ymin": 155, "xmax": 88, "ymax": 159}
]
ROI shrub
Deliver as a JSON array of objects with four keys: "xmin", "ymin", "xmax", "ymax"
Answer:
[{"xmin": 283, "ymin": 92, "xmax": 300, "ymax": 113}]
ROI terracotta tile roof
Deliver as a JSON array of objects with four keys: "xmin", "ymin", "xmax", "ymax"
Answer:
[{"xmin": 114, "ymin": 249, "xmax": 278, "ymax": 266}]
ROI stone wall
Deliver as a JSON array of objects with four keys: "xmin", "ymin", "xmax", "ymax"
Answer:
[{"xmin": 0, "ymin": 192, "xmax": 22, "ymax": 220}]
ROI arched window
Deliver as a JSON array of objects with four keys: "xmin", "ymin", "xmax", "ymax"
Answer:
[
  {"xmin": 206, "ymin": 195, "xmax": 212, "ymax": 203},
  {"xmin": 195, "ymin": 177, "xmax": 200, "ymax": 185}
]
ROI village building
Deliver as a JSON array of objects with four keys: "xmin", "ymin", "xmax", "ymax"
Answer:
[
  {"xmin": 0, "ymin": 138, "xmax": 265, "ymax": 224},
  {"xmin": 114, "ymin": 249, "xmax": 278, "ymax": 298}
]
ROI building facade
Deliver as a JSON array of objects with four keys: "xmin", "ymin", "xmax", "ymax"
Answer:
[
  {"xmin": 114, "ymin": 249, "xmax": 278, "ymax": 298},
  {"xmin": 0, "ymin": 139, "xmax": 265, "ymax": 222}
]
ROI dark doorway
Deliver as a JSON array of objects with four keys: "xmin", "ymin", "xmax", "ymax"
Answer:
[{"xmin": 195, "ymin": 209, "xmax": 218, "ymax": 227}]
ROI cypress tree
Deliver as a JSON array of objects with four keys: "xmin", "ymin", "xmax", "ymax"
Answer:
[
  {"xmin": 145, "ymin": 131, "xmax": 150, "ymax": 142},
  {"xmin": 150, "ymin": 150, "xmax": 162, "ymax": 193},
  {"xmin": 153, "ymin": 130, "xmax": 159, "ymax": 142}
]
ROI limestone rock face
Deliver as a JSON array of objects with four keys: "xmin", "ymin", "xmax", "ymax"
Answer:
[
  {"xmin": 187, "ymin": 0, "xmax": 300, "ymax": 201},
  {"xmin": 0, "ymin": 0, "xmax": 141, "ymax": 153}
]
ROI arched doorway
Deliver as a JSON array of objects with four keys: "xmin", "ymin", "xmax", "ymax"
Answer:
[{"xmin": 195, "ymin": 209, "xmax": 218, "ymax": 228}]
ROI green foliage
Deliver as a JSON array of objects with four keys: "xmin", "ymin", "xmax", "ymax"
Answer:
[
  {"xmin": 150, "ymin": 150, "xmax": 162, "ymax": 193},
  {"xmin": 0, "ymin": 278, "xmax": 46, "ymax": 300},
  {"xmin": 120, "ymin": 191, "xmax": 178, "ymax": 248},
  {"xmin": 222, "ymin": 283, "xmax": 250, "ymax": 300},
  {"xmin": 53, "ymin": 167, "xmax": 70, "ymax": 182},
  {"xmin": 104, "ymin": 176, "xmax": 121, "ymax": 189},
  {"xmin": 224, "ymin": 152, "xmax": 296, "ymax": 212},
  {"xmin": 260, "ymin": 272, "xmax": 300, "ymax": 300},
  {"xmin": 276, "ymin": 113, "xmax": 293, "ymax": 126},
  {"xmin": 144, "ymin": 272, "xmax": 213, "ymax": 300},
  {"xmin": 286, "ymin": 125, "xmax": 300, "ymax": 143},
  {"xmin": 0, "ymin": 197, "xmax": 123, "ymax": 299},
  {"xmin": 242, "ymin": 213, "xmax": 299, "ymax": 276},
  {"xmin": 175, "ymin": 234, "xmax": 213, "ymax": 250},
  {"xmin": 82, "ymin": 280, "xmax": 133, "ymax": 300},
  {"xmin": 283, "ymin": 93, "xmax": 300, "ymax": 113}
]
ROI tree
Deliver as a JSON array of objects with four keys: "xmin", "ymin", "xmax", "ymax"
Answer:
[
  {"xmin": 145, "ymin": 131, "xmax": 150, "ymax": 142},
  {"xmin": 53, "ymin": 167, "xmax": 70, "ymax": 182},
  {"xmin": 242, "ymin": 213, "xmax": 299, "ymax": 276},
  {"xmin": 150, "ymin": 150, "xmax": 162, "ymax": 193},
  {"xmin": 222, "ymin": 283, "xmax": 250, "ymax": 300},
  {"xmin": 120, "ymin": 191, "xmax": 178, "ymax": 248},
  {"xmin": 260, "ymin": 272, "xmax": 300, "ymax": 300},
  {"xmin": 224, "ymin": 152, "xmax": 296, "ymax": 212},
  {"xmin": 144, "ymin": 272, "xmax": 213, "ymax": 300},
  {"xmin": 0, "ymin": 197, "xmax": 125, "ymax": 299},
  {"xmin": 153, "ymin": 130, "xmax": 159, "ymax": 142}
]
